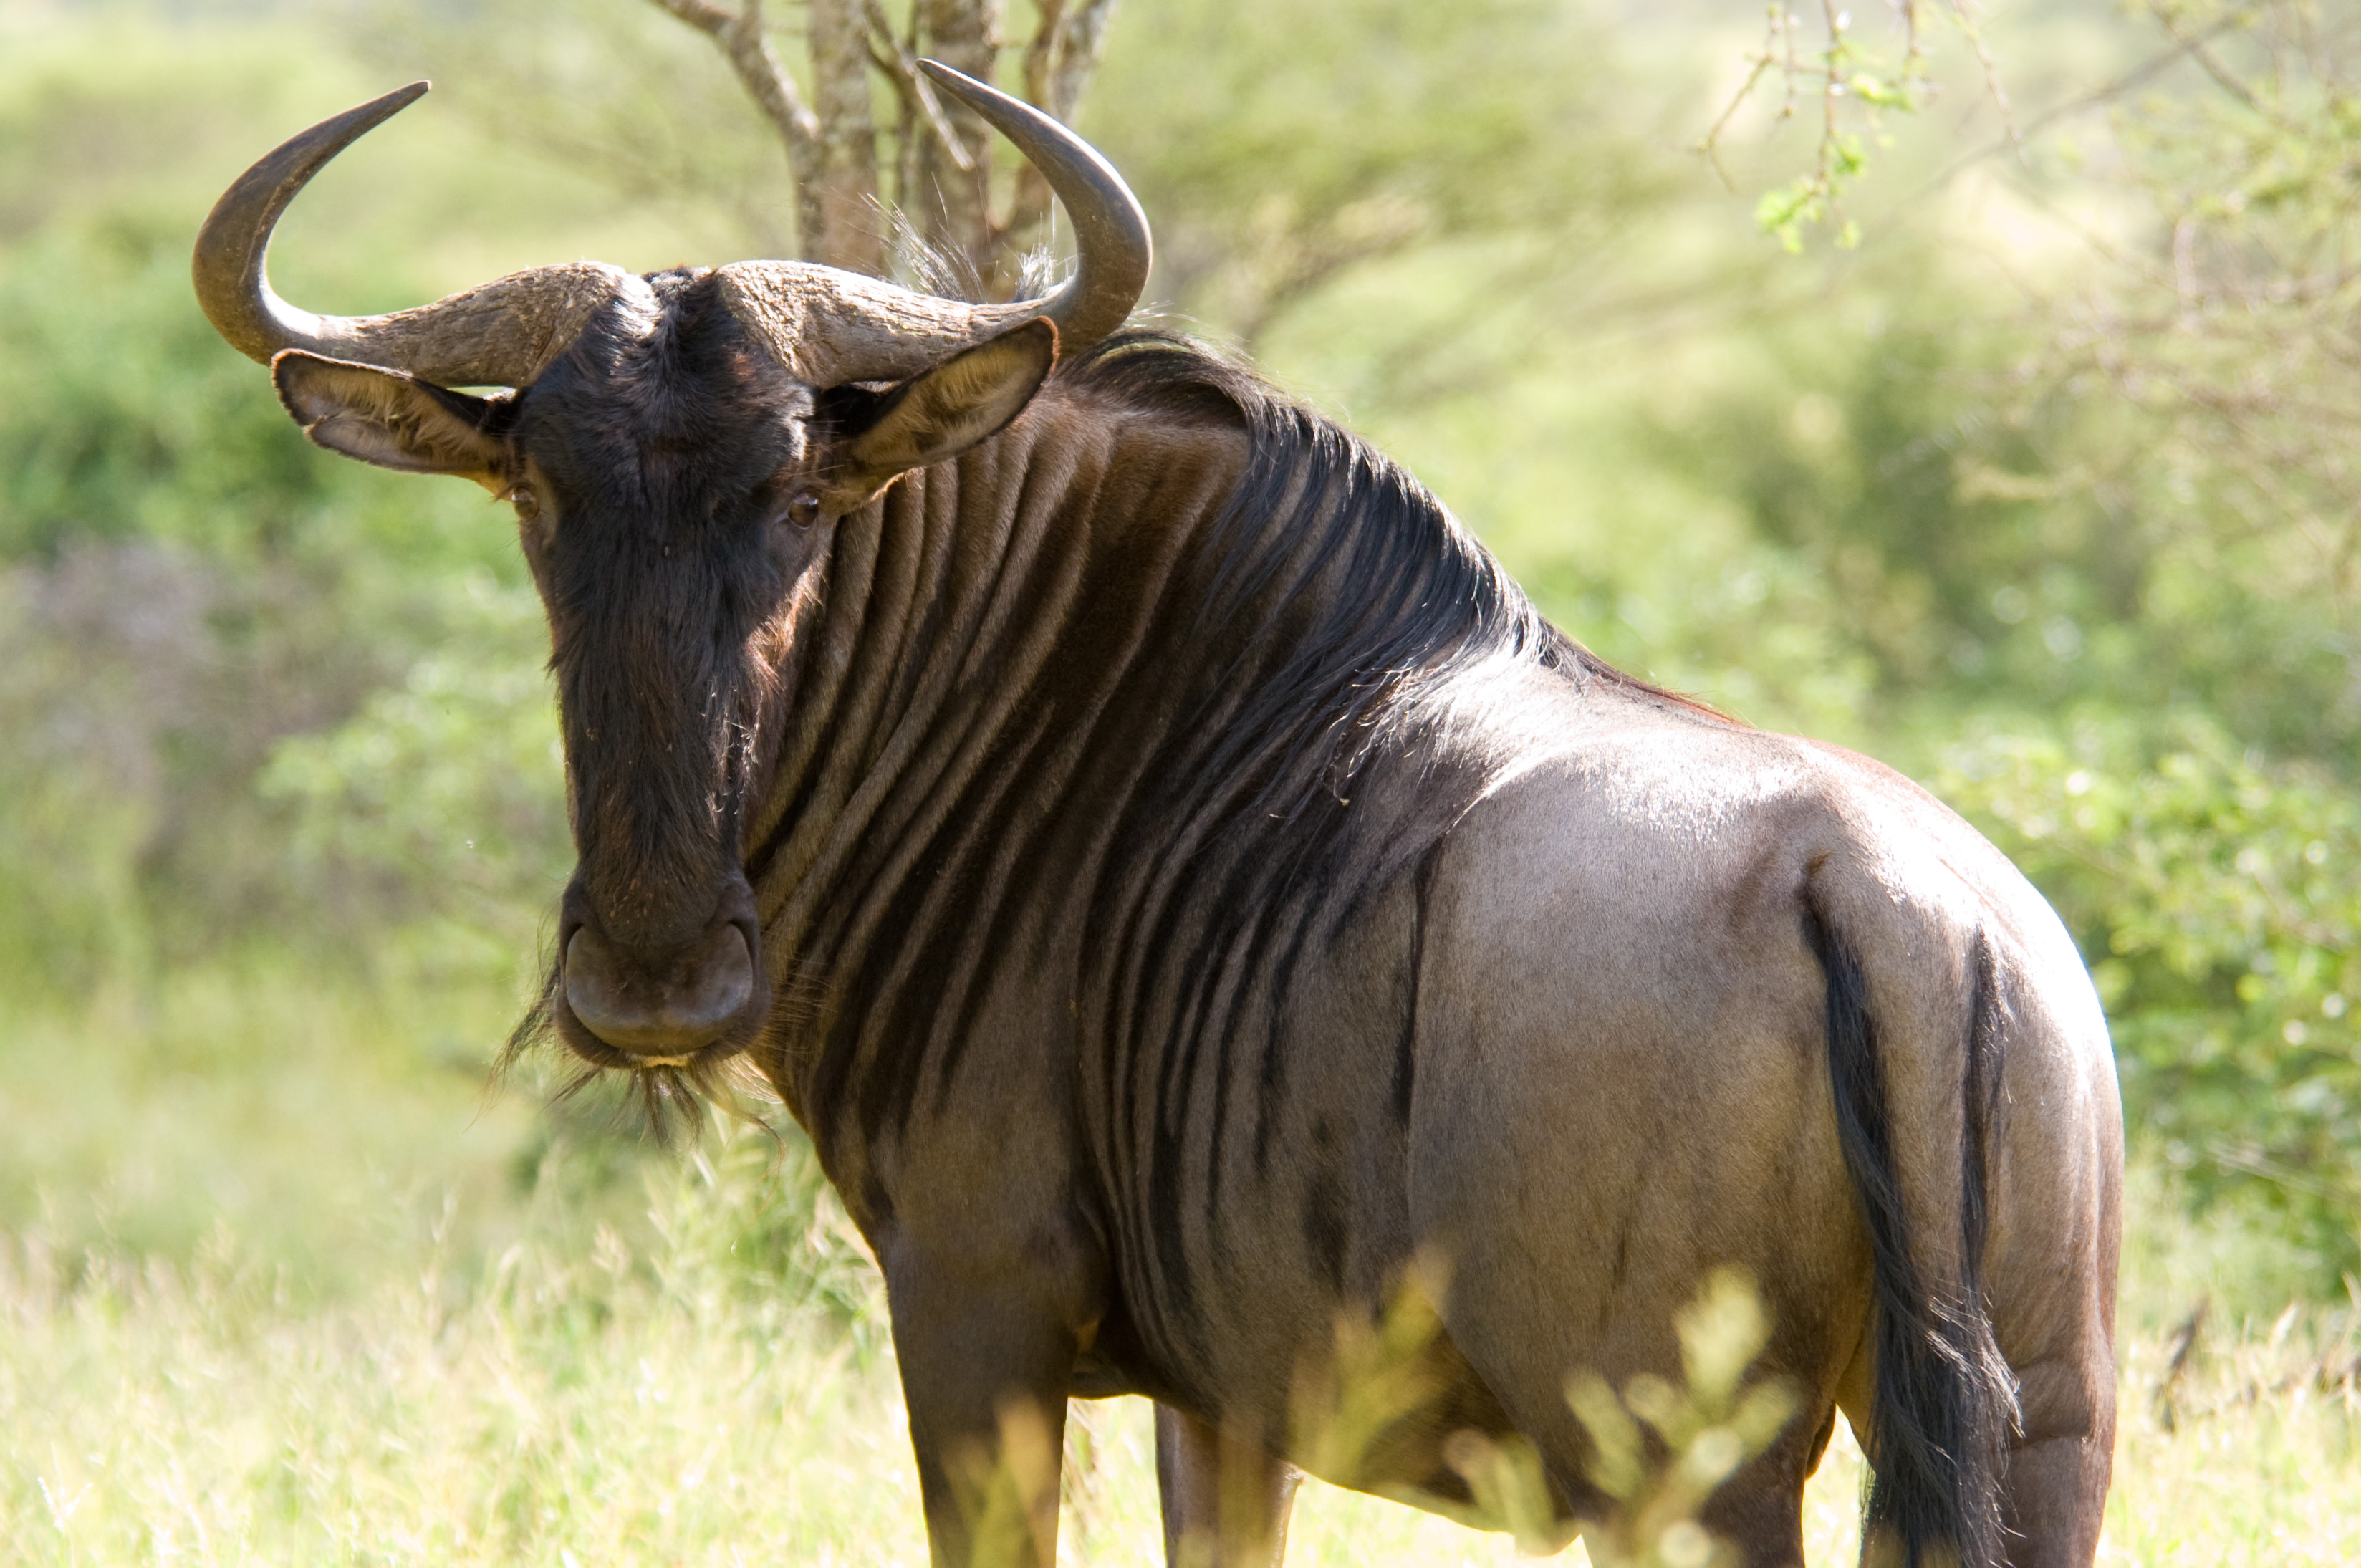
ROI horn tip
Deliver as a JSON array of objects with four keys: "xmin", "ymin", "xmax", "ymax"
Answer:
[{"xmin": 339, "ymin": 80, "xmax": 431, "ymax": 139}]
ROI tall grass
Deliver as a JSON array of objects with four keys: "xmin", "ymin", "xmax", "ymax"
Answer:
[
  {"xmin": 5, "ymin": 1148, "xmax": 2353, "ymax": 1566},
  {"xmin": 4, "ymin": 966, "xmax": 2355, "ymax": 1564},
  {"xmin": 0, "ymin": 953, "xmax": 544, "ymax": 1297}
]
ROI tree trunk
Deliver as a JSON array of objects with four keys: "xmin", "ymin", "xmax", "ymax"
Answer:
[
  {"xmin": 917, "ymin": 0, "xmax": 1004, "ymax": 290},
  {"xmin": 1004, "ymin": 0, "xmax": 1120, "ymax": 292},
  {"xmin": 808, "ymin": 0, "xmax": 885, "ymax": 274},
  {"xmin": 651, "ymin": 0, "xmax": 1121, "ymax": 297}
]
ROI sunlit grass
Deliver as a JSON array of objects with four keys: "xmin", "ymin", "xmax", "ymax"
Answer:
[
  {"xmin": 0, "ymin": 953, "xmax": 544, "ymax": 1296},
  {"xmin": 8, "ymin": 1192, "xmax": 2351, "ymax": 1567},
  {"xmin": 2099, "ymin": 1306, "xmax": 2361, "ymax": 1567},
  {"xmin": 1, "ymin": 1221, "xmax": 928, "ymax": 1566},
  {"xmin": 4, "ymin": 966, "xmax": 2355, "ymax": 1565}
]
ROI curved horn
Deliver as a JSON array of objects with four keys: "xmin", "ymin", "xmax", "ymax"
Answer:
[
  {"xmin": 916, "ymin": 60, "xmax": 1150, "ymax": 350},
  {"xmin": 193, "ymin": 82, "xmax": 635, "ymax": 388}
]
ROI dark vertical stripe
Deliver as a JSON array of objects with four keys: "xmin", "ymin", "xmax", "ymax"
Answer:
[
  {"xmin": 744, "ymin": 332, "xmax": 1702, "ymax": 1410},
  {"xmin": 1393, "ymin": 848, "xmax": 1437, "ymax": 1127}
]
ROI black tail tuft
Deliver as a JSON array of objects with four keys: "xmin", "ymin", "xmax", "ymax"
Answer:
[{"xmin": 1804, "ymin": 900, "xmax": 2016, "ymax": 1568}]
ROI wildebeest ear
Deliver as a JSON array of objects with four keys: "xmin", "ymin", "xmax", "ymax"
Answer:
[
  {"xmin": 821, "ymin": 318, "xmax": 1058, "ymax": 512},
  {"xmin": 271, "ymin": 351, "xmax": 509, "ymax": 486}
]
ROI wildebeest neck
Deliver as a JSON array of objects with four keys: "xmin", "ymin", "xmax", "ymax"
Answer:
[{"xmin": 738, "ymin": 335, "xmax": 1600, "ymax": 1155}]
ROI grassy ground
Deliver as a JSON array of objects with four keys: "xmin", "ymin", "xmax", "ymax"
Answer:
[{"xmin": 3, "ymin": 966, "xmax": 2355, "ymax": 1565}]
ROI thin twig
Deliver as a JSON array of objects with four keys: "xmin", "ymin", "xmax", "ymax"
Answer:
[
  {"xmin": 1947, "ymin": 0, "xmax": 2026, "ymax": 167},
  {"xmin": 862, "ymin": 0, "xmax": 974, "ymax": 171},
  {"xmin": 1696, "ymin": 38, "xmax": 1781, "ymax": 191},
  {"xmin": 2147, "ymin": 0, "xmax": 2294, "ymax": 128},
  {"xmin": 1819, "ymin": 0, "xmax": 1843, "ymax": 173},
  {"xmin": 1778, "ymin": 6, "xmax": 1802, "ymax": 125},
  {"xmin": 648, "ymin": 0, "xmax": 822, "ymax": 161},
  {"xmin": 1024, "ymin": 0, "xmax": 1069, "ymax": 112},
  {"xmin": 1898, "ymin": 19, "xmax": 2241, "ymax": 209}
]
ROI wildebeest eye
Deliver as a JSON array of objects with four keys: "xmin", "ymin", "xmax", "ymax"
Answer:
[{"xmin": 784, "ymin": 491, "xmax": 822, "ymax": 529}]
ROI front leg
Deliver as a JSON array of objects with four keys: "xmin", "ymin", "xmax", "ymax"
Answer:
[
  {"xmin": 1157, "ymin": 1402, "xmax": 1304, "ymax": 1568},
  {"xmin": 885, "ymin": 1251, "xmax": 1080, "ymax": 1568}
]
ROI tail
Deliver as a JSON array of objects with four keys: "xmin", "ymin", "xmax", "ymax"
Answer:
[{"xmin": 1804, "ymin": 898, "xmax": 2016, "ymax": 1568}]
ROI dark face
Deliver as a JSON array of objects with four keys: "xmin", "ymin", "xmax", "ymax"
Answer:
[
  {"xmin": 270, "ymin": 282, "xmax": 1059, "ymax": 1077},
  {"xmin": 506, "ymin": 276, "xmax": 826, "ymax": 1071}
]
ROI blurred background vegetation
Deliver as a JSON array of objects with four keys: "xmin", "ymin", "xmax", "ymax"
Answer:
[{"xmin": 2, "ymin": 0, "xmax": 2358, "ymax": 1559}]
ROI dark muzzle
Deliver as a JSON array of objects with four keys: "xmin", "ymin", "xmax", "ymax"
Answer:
[{"xmin": 557, "ymin": 884, "xmax": 765, "ymax": 1064}]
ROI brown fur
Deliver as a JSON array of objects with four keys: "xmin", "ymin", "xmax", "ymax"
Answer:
[{"xmin": 272, "ymin": 309, "xmax": 2122, "ymax": 1568}]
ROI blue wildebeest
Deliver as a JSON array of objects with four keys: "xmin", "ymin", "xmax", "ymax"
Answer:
[{"xmin": 194, "ymin": 69, "xmax": 2120, "ymax": 1568}]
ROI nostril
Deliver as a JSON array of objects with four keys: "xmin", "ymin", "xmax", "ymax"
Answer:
[
  {"xmin": 564, "ymin": 920, "xmax": 756, "ymax": 1056},
  {"xmin": 680, "ymin": 920, "xmax": 755, "ymax": 1026}
]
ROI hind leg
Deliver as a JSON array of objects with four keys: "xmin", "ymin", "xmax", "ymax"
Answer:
[
  {"xmin": 1996, "ymin": 1353, "xmax": 2115, "ymax": 1568},
  {"xmin": 1832, "ymin": 1335, "xmax": 2115, "ymax": 1568},
  {"xmin": 1540, "ymin": 1425, "xmax": 1819, "ymax": 1568},
  {"xmin": 1986, "ymin": 1115, "xmax": 2120, "ymax": 1567},
  {"xmin": 1473, "ymin": 1355, "xmax": 1831, "ymax": 1568},
  {"xmin": 1671, "ymin": 1397, "xmax": 1839, "ymax": 1568},
  {"xmin": 2001, "ymin": 1435, "xmax": 2110, "ymax": 1568}
]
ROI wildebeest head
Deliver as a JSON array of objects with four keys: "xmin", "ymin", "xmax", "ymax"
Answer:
[{"xmin": 192, "ymin": 72, "xmax": 1148, "ymax": 1077}]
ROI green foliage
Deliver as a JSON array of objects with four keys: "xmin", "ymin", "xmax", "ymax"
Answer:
[
  {"xmin": 1567, "ymin": 1271, "xmax": 1798, "ymax": 1568},
  {"xmin": 0, "ymin": 26, "xmax": 567, "ymax": 993},
  {"xmin": 3, "ymin": 11, "xmax": 2361, "ymax": 1550},
  {"xmin": 256, "ymin": 569, "xmax": 570, "ymax": 973},
  {"xmin": 0, "ymin": 226, "xmax": 312, "ymax": 559},
  {"xmin": 2012, "ymin": 3, "xmax": 2361, "ymax": 748},
  {"xmin": 0, "ymin": 221, "xmax": 555, "ymax": 985},
  {"xmin": 1092, "ymin": 0, "xmax": 1667, "ymax": 346},
  {"xmin": 1942, "ymin": 714, "xmax": 2361, "ymax": 1263},
  {"xmin": 1700, "ymin": 0, "xmax": 1953, "ymax": 253}
]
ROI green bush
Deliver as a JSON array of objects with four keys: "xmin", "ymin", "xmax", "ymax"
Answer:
[
  {"xmin": 1943, "ymin": 714, "xmax": 2361, "ymax": 1269},
  {"xmin": 4, "ymin": 0, "xmax": 2360, "ymax": 1301}
]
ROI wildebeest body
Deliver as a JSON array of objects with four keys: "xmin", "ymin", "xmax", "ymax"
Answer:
[
  {"xmin": 528, "ymin": 316, "xmax": 2116, "ymax": 1564},
  {"xmin": 196, "ymin": 74, "xmax": 2121, "ymax": 1568}
]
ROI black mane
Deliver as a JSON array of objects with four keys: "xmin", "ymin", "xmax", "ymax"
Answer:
[
  {"xmin": 1055, "ymin": 328, "xmax": 1678, "ymax": 736},
  {"xmin": 1035, "ymin": 334, "xmax": 1712, "ymax": 1256},
  {"xmin": 1057, "ymin": 327, "xmax": 1675, "ymax": 916}
]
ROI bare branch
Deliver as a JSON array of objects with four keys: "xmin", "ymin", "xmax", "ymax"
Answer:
[
  {"xmin": 1696, "ymin": 5, "xmax": 1784, "ymax": 196},
  {"xmin": 1946, "ymin": 0, "xmax": 2026, "ymax": 168},
  {"xmin": 1005, "ymin": 0, "xmax": 1121, "ymax": 269},
  {"xmin": 650, "ymin": 0, "xmax": 822, "ymax": 155},
  {"xmin": 1025, "ymin": 0, "xmax": 1117, "ymax": 121},
  {"xmin": 2148, "ymin": 0, "xmax": 2305, "ymax": 133},
  {"xmin": 864, "ymin": 0, "xmax": 976, "ymax": 172},
  {"xmin": 650, "ymin": 0, "xmax": 1121, "ymax": 284},
  {"xmin": 646, "ymin": 0, "xmax": 825, "ymax": 252},
  {"xmin": 1807, "ymin": 0, "xmax": 1852, "ymax": 237},
  {"xmin": 1904, "ymin": 16, "xmax": 2243, "ymax": 208},
  {"xmin": 648, "ymin": 0, "xmax": 736, "ymax": 34},
  {"xmin": 1023, "ymin": 0, "xmax": 1067, "ymax": 109}
]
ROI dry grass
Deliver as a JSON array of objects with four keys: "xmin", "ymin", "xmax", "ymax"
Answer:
[
  {"xmin": 2, "ymin": 971, "xmax": 2354, "ymax": 1565},
  {"xmin": 5, "ymin": 1164, "xmax": 2354, "ymax": 1567}
]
